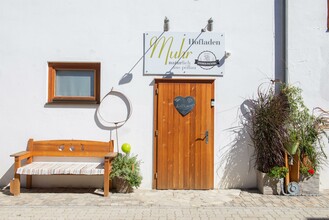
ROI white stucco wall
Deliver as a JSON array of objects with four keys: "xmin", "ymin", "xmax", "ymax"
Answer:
[
  {"xmin": 287, "ymin": 0, "xmax": 329, "ymax": 190},
  {"xmin": 1, "ymin": 0, "xmax": 276, "ymax": 189}
]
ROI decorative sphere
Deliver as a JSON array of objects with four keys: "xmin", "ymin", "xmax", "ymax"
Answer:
[{"xmin": 121, "ymin": 143, "xmax": 131, "ymax": 154}]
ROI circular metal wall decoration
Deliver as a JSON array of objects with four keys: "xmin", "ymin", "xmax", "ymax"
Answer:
[
  {"xmin": 96, "ymin": 88, "xmax": 133, "ymax": 153},
  {"xmin": 174, "ymin": 96, "xmax": 195, "ymax": 116},
  {"xmin": 96, "ymin": 88, "xmax": 132, "ymax": 128},
  {"xmin": 287, "ymin": 182, "xmax": 300, "ymax": 195}
]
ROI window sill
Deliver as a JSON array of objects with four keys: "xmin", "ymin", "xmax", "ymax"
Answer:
[{"xmin": 46, "ymin": 100, "xmax": 99, "ymax": 105}]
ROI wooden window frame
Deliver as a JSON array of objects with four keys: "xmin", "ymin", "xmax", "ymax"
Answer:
[{"xmin": 48, "ymin": 62, "xmax": 100, "ymax": 104}]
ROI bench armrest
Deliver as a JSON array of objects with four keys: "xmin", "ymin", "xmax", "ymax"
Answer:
[
  {"xmin": 105, "ymin": 152, "xmax": 117, "ymax": 160},
  {"xmin": 11, "ymin": 151, "xmax": 32, "ymax": 179},
  {"xmin": 10, "ymin": 151, "xmax": 32, "ymax": 160}
]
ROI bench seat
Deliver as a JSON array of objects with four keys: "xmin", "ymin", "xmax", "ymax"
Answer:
[{"xmin": 17, "ymin": 162, "xmax": 105, "ymax": 175}]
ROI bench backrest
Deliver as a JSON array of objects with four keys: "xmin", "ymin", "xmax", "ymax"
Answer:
[{"xmin": 27, "ymin": 139, "xmax": 114, "ymax": 157}]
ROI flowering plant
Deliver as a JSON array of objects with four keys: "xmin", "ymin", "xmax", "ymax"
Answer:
[
  {"xmin": 300, "ymin": 165, "xmax": 315, "ymax": 178},
  {"xmin": 280, "ymin": 85, "xmax": 328, "ymax": 177},
  {"xmin": 308, "ymin": 169, "xmax": 315, "ymax": 175}
]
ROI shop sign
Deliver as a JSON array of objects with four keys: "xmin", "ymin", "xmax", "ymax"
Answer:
[{"xmin": 144, "ymin": 32, "xmax": 225, "ymax": 76}]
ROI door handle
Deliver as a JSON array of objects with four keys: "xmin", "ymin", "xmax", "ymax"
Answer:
[{"xmin": 197, "ymin": 130, "xmax": 209, "ymax": 144}]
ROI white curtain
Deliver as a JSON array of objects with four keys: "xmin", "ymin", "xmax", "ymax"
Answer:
[{"xmin": 55, "ymin": 70, "xmax": 94, "ymax": 97}]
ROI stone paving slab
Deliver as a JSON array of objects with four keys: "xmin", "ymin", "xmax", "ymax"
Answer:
[{"xmin": 0, "ymin": 188, "xmax": 329, "ymax": 219}]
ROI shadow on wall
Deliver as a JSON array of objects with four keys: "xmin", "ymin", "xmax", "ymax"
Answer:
[
  {"xmin": 118, "ymin": 73, "xmax": 133, "ymax": 85},
  {"xmin": 1, "ymin": 140, "xmax": 30, "ymax": 188},
  {"xmin": 94, "ymin": 90, "xmax": 133, "ymax": 152},
  {"xmin": 0, "ymin": 164, "xmax": 14, "ymax": 188},
  {"xmin": 217, "ymin": 100, "xmax": 257, "ymax": 189},
  {"xmin": 216, "ymin": 0, "xmax": 286, "ymax": 188},
  {"xmin": 94, "ymin": 110, "xmax": 124, "ymax": 153}
]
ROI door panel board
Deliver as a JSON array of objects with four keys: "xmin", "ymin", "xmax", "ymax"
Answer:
[{"xmin": 154, "ymin": 79, "xmax": 214, "ymax": 189}]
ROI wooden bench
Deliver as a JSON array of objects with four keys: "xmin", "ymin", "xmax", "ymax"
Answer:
[{"xmin": 10, "ymin": 139, "xmax": 117, "ymax": 197}]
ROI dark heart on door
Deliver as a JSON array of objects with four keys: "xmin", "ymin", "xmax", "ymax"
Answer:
[{"xmin": 174, "ymin": 96, "xmax": 196, "ymax": 116}]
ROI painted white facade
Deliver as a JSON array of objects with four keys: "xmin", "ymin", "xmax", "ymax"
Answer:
[
  {"xmin": 287, "ymin": 0, "xmax": 329, "ymax": 190},
  {"xmin": 0, "ymin": 0, "xmax": 328, "ymax": 190}
]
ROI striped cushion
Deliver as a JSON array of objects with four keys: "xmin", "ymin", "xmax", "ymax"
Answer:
[{"xmin": 16, "ymin": 162, "xmax": 104, "ymax": 175}]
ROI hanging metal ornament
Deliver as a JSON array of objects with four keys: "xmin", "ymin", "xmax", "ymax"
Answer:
[{"xmin": 96, "ymin": 88, "xmax": 132, "ymax": 152}]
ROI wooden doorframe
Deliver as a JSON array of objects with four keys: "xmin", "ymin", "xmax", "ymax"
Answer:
[{"xmin": 152, "ymin": 78, "xmax": 215, "ymax": 189}]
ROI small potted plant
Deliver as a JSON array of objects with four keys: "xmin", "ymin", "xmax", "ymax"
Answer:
[
  {"xmin": 258, "ymin": 166, "xmax": 289, "ymax": 195},
  {"xmin": 268, "ymin": 166, "xmax": 289, "ymax": 179},
  {"xmin": 110, "ymin": 143, "xmax": 142, "ymax": 193}
]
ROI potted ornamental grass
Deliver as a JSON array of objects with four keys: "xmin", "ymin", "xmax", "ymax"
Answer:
[
  {"xmin": 246, "ymin": 81, "xmax": 289, "ymax": 194},
  {"xmin": 110, "ymin": 143, "xmax": 142, "ymax": 193}
]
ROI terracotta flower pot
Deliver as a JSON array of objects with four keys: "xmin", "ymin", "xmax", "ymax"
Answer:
[{"xmin": 302, "ymin": 154, "xmax": 312, "ymax": 168}]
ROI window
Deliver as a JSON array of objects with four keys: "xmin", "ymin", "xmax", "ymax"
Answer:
[{"xmin": 48, "ymin": 62, "xmax": 100, "ymax": 104}]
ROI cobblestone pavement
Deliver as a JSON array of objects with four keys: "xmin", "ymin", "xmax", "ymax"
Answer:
[{"xmin": 0, "ymin": 188, "xmax": 329, "ymax": 219}]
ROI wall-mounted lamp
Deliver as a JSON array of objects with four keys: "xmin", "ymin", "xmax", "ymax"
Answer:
[
  {"xmin": 207, "ymin": 18, "xmax": 213, "ymax": 31},
  {"xmin": 202, "ymin": 18, "xmax": 213, "ymax": 32},
  {"xmin": 164, "ymin": 17, "xmax": 169, "ymax": 32}
]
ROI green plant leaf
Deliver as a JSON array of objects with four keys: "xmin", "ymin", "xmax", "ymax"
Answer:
[{"xmin": 110, "ymin": 153, "xmax": 143, "ymax": 188}]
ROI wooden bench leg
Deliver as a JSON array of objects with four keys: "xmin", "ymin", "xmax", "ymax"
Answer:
[
  {"xmin": 26, "ymin": 156, "xmax": 33, "ymax": 189},
  {"xmin": 104, "ymin": 175, "xmax": 109, "ymax": 197},
  {"xmin": 10, "ymin": 176, "xmax": 20, "ymax": 196},
  {"xmin": 104, "ymin": 159, "xmax": 110, "ymax": 197},
  {"xmin": 11, "ymin": 158, "xmax": 21, "ymax": 196},
  {"xmin": 26, "ymin": 175, "xmax": 32, "ymax": 189}
]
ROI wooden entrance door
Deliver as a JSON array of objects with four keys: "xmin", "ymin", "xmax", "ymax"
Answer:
[{"xmin": 153, "ymin": 79, "xmax": 214, "ymax": 189}]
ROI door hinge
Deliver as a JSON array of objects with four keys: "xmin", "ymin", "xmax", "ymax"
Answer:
[
  {"xmin": 154, "ymin": 172, "xmax": 158, "ymax": 179},
  {"xmin": 155, "ymin": 88, "xmax": 159, "ymax": 95},
  {"xmin": 155, "ymin": 130, "xmax": 159, "ymax": 136}
]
